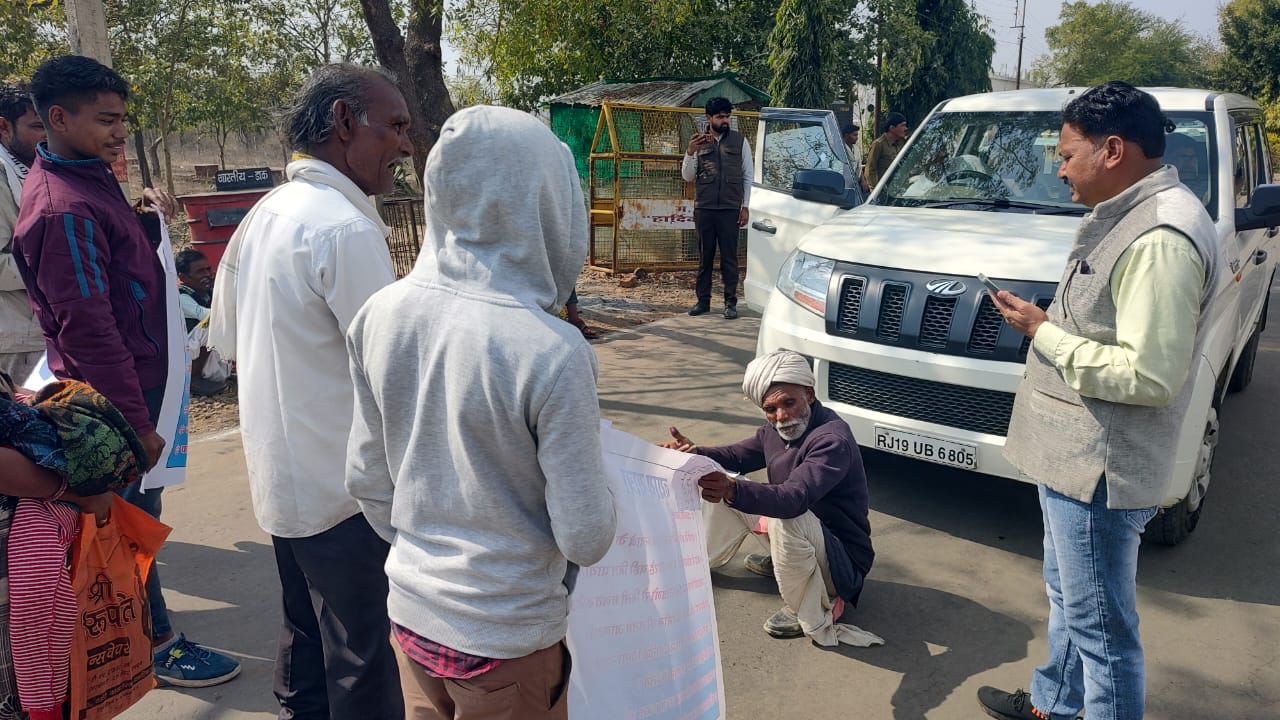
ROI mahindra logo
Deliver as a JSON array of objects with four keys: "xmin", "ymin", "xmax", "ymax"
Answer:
[{"xmin": 925, "ymin": 279, "xmax": 967, "ymax": 297}]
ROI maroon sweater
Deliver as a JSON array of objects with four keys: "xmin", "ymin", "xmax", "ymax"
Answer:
[
  {"xmin": 13, "ymin": 144, "xmax": 168, "ymax": 435},
  {"xmin": 698, "ymin": 402, "xmax": 874, "ymax": 601}
]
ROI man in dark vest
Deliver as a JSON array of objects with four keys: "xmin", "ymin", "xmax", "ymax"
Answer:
[
  {"xmin": 682, "ymin": 96, "xmax": 753, "ymax": 319},
  {"xmin": 979, "ymin": 82, "xmax": 1221, "ymax": 720}
]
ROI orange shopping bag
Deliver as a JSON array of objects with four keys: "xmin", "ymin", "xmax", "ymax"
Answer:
[{"xmin": 67, "ymin": 496, "xmax": 171, "ymax": 720}]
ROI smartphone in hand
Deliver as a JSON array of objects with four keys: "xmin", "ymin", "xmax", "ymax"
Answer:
[{"xmin": 977, "ymin": 273, "xmax": 1002, "ymax": 295}]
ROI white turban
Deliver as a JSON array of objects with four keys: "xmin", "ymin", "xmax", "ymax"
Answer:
[{"xmin": 742, "ymin": 350, "xmax": 815, "ymax": 407}]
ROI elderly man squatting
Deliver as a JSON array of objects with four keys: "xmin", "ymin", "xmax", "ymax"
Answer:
[{"xmin": 661, "ymin": 350, "xmax": 877, "ymax": 646}]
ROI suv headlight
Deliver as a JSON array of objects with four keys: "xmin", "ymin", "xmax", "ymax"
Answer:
[{"xmin": 776, "ymin": 250, "xmax": 835, "ymax": 316}]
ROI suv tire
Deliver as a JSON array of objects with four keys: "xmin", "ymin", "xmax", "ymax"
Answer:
[
  {"xmin": 1147, "ymin": 406, "xmax": 1218, "ymax": 546},
  {"xmin": 1227, "ymin": 326, "xmax": 1260, "ymax": 393}
]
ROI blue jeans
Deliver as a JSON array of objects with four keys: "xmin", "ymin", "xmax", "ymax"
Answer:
[
  {"xmin": 1031, "ymin": 482, "xmax": 1157, "ymax": 720},
  {"xmin": 115, "ymin": 384, "xmax": 171, "ymax": 641}
]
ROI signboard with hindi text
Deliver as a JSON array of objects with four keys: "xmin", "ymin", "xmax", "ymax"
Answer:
[
  {"xmin": 214, "ymin": 167, "xmax": 274, "ymax": 192},
  {"xmin": 618, "ymin": 198, "xmax": 696, "ymax": 231},
  {"xmin": 567, "ymin": 424, "xmax": 727, "ymax": 720}
]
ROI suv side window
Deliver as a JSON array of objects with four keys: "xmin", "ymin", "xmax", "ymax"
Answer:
[
  {"xmin": 1248, "ymin": 124, "xmax": 1272, "ymax": 186},
  {"xmin": 761, "ymin": 121, "xmax": 852, "ymax": 192},
  {"xmin": 1233, "ymin": 120, "xmax": 1258, "ymax": 209}
]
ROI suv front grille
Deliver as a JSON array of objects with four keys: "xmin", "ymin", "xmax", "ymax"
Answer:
[
  {"xmin": 920, "ymin": 296, "xmax": 957, "ymax": 348},
  {"xmin": 836, "ymin": 277, "xmax": 865, "ymax": 333},
  {"xmin": 827, "ymin": 363, "xmax": 1016, "ymax": 436},
  {"xmin": 967, "ymin": 296, "xmax": 1005, "ymax": 354},
  {"xmin": 876, "ymin": 283, "xmax": 908, "ymax": 341},
  {"xmin": 827, "ymin": 264, "xmax": 1056, "ymax": 364}
]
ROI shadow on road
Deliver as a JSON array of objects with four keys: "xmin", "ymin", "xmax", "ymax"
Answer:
[
  {"xmin": 149, "ymin": 539, "xmax": 281, "ymax": 716},
  {"xmin": 823, "ymin": 569, "xmax": 1033, "ymax": 720}
]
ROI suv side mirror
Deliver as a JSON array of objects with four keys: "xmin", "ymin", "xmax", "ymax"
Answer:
[
  {"xmin": 793, "ymin": 169, "xmax": 860, "ymax": 209},
  {"xmin": 1236, "ymin": 184, "xmax": 1280, "ymax": 232}
]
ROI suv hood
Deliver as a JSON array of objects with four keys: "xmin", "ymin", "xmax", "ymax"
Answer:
[{"xmin": 797, "ymin": 205, "xmax": 1081, "ymax": 283}]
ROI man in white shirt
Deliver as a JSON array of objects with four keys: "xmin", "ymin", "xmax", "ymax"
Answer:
[
  {"xmin": 211, "ymin": 64, "xmax": 413, "ymax": 719},
  {"xmin": 0, "ymin": 81, "xmax": 46, "ymax": 381},
  {"xmin": 681, "ymin": 96, "xmax": 753, "ymax": 319}
]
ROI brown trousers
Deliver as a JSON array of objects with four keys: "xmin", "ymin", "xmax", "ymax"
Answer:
[{"xmin": 396, "ymin": 641, "xmax": 571, "ymax": 720}]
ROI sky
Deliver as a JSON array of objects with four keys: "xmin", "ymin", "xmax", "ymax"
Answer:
[{"xmin": 973, "ymin": 0, "xmax": 1223, "ymax": 78}]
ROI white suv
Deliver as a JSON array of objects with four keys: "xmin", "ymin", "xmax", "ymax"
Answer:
[{"xmin": 749, "ymin": 88, "xmax": 1280, "ymax": 545}]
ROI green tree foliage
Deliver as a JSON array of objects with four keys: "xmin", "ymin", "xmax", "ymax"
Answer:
[
  {"xmin": 185, "ymin": 10, "xmax": 283, "ymax": 168},
  {"xmin": 1218, "ymin": 0, "xmax": 1280, "ymax": 166},
  {"xmin": 109, "ymin": 0, "xmax": 215, "ymax": 191},
  {"xmin": 1217, "ymin": 0, "xmax": 1280, "ymax": 101},
  {"xmin": 885, "ymin": 0, "xmax": 993, "ymax": 126},
  {"xmin": 0, "ymin": 1, "xmax": 68, "ymax": 80},
  {"xmin": 766, "ymin": 0, "xmax": 838, "ymax": 108},
  {"xmin": 446, "ymin": 0, "xmax": 779, "ymax": 110},
  {"xmin": 1031, "ymin": 1, "xmax": 1214, "ymax": 88}
]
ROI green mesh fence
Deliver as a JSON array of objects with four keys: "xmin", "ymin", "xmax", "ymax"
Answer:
[{"xmin": 581, "ymin": 103, "xmax": 757, "ymax": 272}]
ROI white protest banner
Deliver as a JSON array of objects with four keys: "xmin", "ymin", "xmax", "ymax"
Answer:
[
  {"xmin": 568, "ymin": 425, "xmax": 727, "ymax": 720},
  {"xmin": 618, "ymin": 198, "xmax": 696, "ymax": 231},
  {"xmin": 142, "ymin": 218, "xmax": 190, "ymax": 490}
]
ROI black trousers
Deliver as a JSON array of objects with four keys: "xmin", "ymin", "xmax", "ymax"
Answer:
[
  {"xmin": 272, "ymin": 513, "xmax": 403, "ymax": 720},
  {"xmin": 694, "ymin": 208, "xmax": 740, "ymax": 306}
]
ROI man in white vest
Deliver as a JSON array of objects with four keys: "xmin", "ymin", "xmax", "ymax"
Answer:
[
  {"xmin": 209, "ymin": 63, "xmax": 413, "ymax": 719},
  {"xmin": 978, "ymin": 82, "xmax": 1221, "ymax": 720}
]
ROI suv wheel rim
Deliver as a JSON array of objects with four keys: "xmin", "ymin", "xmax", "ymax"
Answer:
[{"xmin": 1190, "ymin": 407, "xmax": 1219, "ymax": 510}]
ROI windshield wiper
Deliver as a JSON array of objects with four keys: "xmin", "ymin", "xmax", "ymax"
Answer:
[{"xmin": 919, "ymin": 198, "xmax": 1085, "ymax": 215}]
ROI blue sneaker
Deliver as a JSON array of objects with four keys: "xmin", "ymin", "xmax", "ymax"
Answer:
[{"xmin": 153, "ymin": 634, "xmax": 242, "ymax": 687}]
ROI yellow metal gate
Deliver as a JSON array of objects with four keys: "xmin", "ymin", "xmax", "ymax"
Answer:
[{"xmin": 588, "ymin": 102, "xmax": 759, "ymax": 273}]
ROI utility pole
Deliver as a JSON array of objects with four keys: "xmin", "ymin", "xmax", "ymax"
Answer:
[
  {"xmin": 1013, "ymin": 0, "xmax": 1028, "ymax": 89},
  {"xmin": 62, "ymin": 0, "xmax": 139, "ymax": 193},
  {"xmin": 64, "ymin": 0, "xmax": 113, "ymax": 64}
]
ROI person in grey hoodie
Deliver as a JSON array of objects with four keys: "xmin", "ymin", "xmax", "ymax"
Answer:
[{"xmin": 345, "ymin": 105, "xmax": 617, "ymax": 720}]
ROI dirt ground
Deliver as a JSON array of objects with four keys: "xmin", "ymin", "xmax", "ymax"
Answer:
[
  {"xmin": 187, "ymin": 267, "xmax": 705, "ymax": 435},
  {"xmin": 168, "ymin": 159, "xmax": 710, "ymax": 435}
]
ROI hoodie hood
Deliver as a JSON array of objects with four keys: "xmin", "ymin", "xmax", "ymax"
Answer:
[{"xmin": 412, "ymin": 105, "xmax": 587, "ymax": 313}]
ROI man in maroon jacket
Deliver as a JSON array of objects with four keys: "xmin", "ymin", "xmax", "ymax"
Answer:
[
  {"xmin": 660, "ymin": 350, "xmax": 877, "ymax": 646},
  {"xmin": 12, "ymin": 54, "xmax": 241, "ymax": 688}
]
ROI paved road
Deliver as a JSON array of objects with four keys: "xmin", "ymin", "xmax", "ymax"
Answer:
[{"xmin": 120, "ymin": 307, "xmax": 1280, "ymax": 719}]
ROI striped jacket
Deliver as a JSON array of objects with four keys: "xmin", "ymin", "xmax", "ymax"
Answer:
[{"xmin": 12, "ymin": 144, "xmax": 168, "ymax": 436}]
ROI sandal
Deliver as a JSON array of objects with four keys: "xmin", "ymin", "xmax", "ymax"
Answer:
[{"xmin": 572, "ymin": 317, "xmax": 600, "ymax": 339}]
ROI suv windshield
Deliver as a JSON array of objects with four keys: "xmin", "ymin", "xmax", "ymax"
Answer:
[{"xmin": 874, "ymin": 111, "xmax": 1215, "ymax": 217}]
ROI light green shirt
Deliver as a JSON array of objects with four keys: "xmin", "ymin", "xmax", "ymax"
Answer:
[{"xmin": 1032, "ymin": 227, "xmax": 1207, "ymax": 407}]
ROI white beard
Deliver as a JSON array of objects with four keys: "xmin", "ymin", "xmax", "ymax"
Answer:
[{"xmin": 774, "ymin": 406, "xmax": 812, "ymax": 442}]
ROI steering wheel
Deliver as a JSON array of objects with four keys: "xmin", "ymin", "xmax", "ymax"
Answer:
[{"xmin": 943, "ymin": 169, "xmax": 996, "ymax": 186}]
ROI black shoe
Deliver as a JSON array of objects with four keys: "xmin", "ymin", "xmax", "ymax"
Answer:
[
  {"xmin": 763, "ymin": 606, "xmax": 804, "ymax": 639},
  {"xmin": 723, "ymin": 306, "xmax": 739, "ymax": 319},
  {"xmin": 744, "ymin": 553, "xmax": 773, "ymax": 577},
  {"xmin": 976, "ymin": 686, "xmax": 1045, "ymax": 720},
  {"xmin": 688, "ymin": 302, "xmax": 710, "ymax": 316}
]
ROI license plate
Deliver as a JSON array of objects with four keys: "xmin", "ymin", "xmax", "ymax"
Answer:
[{"xmin": 873, "ymin": 425, "xmax": 978, "ymax": 470}]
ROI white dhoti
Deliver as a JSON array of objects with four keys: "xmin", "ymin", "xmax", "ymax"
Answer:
[{"xmin": 703, "ymin": 500, "xmax": 884, "ymax": 647}]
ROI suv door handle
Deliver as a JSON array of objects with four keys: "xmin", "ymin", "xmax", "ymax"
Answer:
[
  {"xmin": 751, "ymin": 220, "xmax": 777, "ymax": 234},
  {"xmin": 1255, "ymin": 249, "xmax": 1269, "ymax": 265}
]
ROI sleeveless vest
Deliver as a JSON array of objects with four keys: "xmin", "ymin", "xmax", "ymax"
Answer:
[
  {"xmin": 1003, "ymin": 166, "xmax": 1222, "ymax": 509},
  {"xmin": 694, "ymin": 129, "xmax": 746, "ymax": 210}
]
